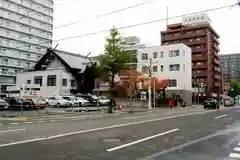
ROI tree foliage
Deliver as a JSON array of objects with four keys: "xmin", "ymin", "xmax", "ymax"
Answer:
[
  {"xmin": 98, "ymin": 27, "xmax": 132, "ymax": 89},
  {"xmin": 228, "ymin": 79, "xmax": 240, "ymax": 98}
]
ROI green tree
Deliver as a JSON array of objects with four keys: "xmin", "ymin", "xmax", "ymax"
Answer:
[
  {"xmin": 228, "ymin": 79, "xmax": 240, "ymax": 103},
  {"xmin": 98, "ymin": 27, "xmax": 132, "ymax": 89}
]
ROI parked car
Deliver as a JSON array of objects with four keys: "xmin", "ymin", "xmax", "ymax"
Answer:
[
  {"xmin": 45, "ymin": 96, "xmax": 72, "ymax": 108},
  {"xmin": 25, "ymin": 97, "xmax": 45, "ymax": 109},
  {"xmin": 75, "ymin": 97, "xmax": 89, "ymax": 106},
  {"xmin": 62, "ymin": 96, "xmax": 79, "ymax": 107},
  {"xmin": 204, "ymin": 98, "xmax": 219, "ymax": 109},
  {"xmin": 224, "ymin": 99, "xmax": 234, "ymax": 107},
  {"xmin": 98, "ymin": 96, "xmax": 110, "ymax": 106},
  {"xmin": 0, "ymin": 98, "xmax": 9, "ymax": 110},
  {"xmin": 4, "ymin": 97, "xmax": 34, "ymax": 110},
  {"xmin": 76, "ymin": 95, "xmax": 98, "ymax": 106}
]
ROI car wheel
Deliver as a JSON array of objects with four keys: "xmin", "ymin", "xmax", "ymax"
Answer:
[
  {"xmin": 56, "ymin": 103, "xmax": 60, "ymax": 108},
  {"xmin": 45, "ymin": 103, "xmax": 49, "ymax": 108}
]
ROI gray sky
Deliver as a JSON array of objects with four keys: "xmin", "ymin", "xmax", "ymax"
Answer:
[{"xmin": 53, "ymin": 0, "xmax": 240, "ymax": 56}]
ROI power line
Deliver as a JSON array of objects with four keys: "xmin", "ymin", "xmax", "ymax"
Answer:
[
  {"xmin": 53, "ymin": 3, "xmax": 235, "ymax": 42},
  {"xmin": 2, "ymin": 3, "xmax": 237, "ymax": 52},
  {"xmin": 53, "ymin": 0, "xmax": 160, "ymax": 29}
]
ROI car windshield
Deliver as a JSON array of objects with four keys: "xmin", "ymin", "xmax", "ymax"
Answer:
[{"xmin": 62, "ymin": 97, "xmax": 71, "ymax": 101}]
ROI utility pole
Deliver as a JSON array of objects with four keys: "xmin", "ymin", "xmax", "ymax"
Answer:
[
  {"xmin": 148, "ymin": 58, "xmax": 152, "ymax": 112},
  {"xmin": 193, "ymin": 67, "xmax": 197, "ymax": 105}
]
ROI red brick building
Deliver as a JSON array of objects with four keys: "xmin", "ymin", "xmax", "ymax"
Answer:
[{"xmin": 160, "ymin": 16, "xmax": 221, "ymax": 94}]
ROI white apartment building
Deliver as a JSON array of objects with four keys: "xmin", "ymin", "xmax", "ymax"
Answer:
[
  {"xmin": 15, "ymin": 49, "xmax": 89, "ymax": 98},
  {"xmin": 0, "ymin": 0, "xmax": 53, "ymax": 96},
  {"xmin": 137, "ymin": 43, "xmax": 192, "ymax": 104}
]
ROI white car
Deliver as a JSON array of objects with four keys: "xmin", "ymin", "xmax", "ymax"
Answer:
[
  {"xmin": 45, "ymin": 96, "xmax": 72, "ymax": 108},
  {"xmin": 75, "ymin": 97, "xmax": 89, "ymax": 106},
  {"xmin": 62, "ymin": 96, "xmax": 79, "ymax": 107},
  {"xmin": 98, "ymin": 96, "xmax": 110, "ymax": 105}
]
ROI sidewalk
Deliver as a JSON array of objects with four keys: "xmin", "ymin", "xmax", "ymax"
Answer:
[{"xmin": 0, "ymin": 105, "xmax": 205, "ymax": 120}]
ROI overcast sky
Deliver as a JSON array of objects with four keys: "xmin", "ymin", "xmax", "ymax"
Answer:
[{"xmin": 52, "ymin": 0, "xmax": 240, "ymax": 56}]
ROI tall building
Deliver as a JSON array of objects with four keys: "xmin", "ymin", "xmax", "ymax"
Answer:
[
  {"xmin": 0, "ymin": 0, "xmax": 53, "ymax": 96},
  {"xmin": 220, "ymin": 53, "xmax": 240, "ymax": 82},
  {"xmin": 160, "ymin": 13, "xmax": 221, "ymax": 94},
  {"xmin": 137, "ymin": 43, "xmax": 192, "ymax": 105}
]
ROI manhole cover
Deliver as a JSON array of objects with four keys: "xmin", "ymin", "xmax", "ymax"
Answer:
[{"xmin": 102, "ymin": 138, "xmax": 121, "ymax": 143}]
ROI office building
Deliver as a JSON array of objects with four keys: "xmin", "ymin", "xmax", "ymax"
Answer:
[
  {"xmin": 220, "ymin": 53, "xmax": 240, "ymax": 82},
  {"xmin": 137, "ymin": 43, "xmax": 192, "ymax": 105},
  {"xmin": 160, "ymin": 13, "xmax": 221, "ymax": 94},
  {"xmin": 0, "ymin": 0, "xmax": 53, "ymax": 96}
]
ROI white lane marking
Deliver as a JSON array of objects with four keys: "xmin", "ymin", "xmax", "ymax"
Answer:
[
  {"xmin": 0, "ymin": 124, "xmax": 2, "ymax": 126},
  {"xmin": 106, "ymin": 128, "xmax": 179, "ymax": 152},
  {"xmin": 234, "ymin": 147, "xmax": 240, "ymax": 152},
  {"xmin": 0, "ymin": 129, "xmax": 25, "ymax": 133},
  {"xmin": 214, "ymin": 114, "xmax": 227, "ymax": 119},
  {"xmin": 0, "ymin": 111, "xmax": 212, "ymax": 148},
  {"xmin": 50, "ymin": 120, "xmax": 56, "ymax": 122},
  {"xmin": 10, "ymin": 123, "xmax": 19, "ymax": 125},
  {"xmin": 38, "ymin": 121, "xmax": 44, "ymax": 123},
  {"xmin": 0, "ymin": 138, "xmax": 46, "ymax": 147},
  {"xmin": 24, "ymin": 122, "xmax": 32, "ymax": 124},
  {"xmin": 229, "ymin": 153, "xmax": 240, "ymax": 158}
]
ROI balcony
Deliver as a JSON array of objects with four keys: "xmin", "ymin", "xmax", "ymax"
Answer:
[
  {"xmin": 213, "ymin": 59, "xmax": 220, "ymax": 65},
  {"xmin": 0, "ymin": 62, "xmax": 24, "ymax": 69},
  {"xmin": 192, "ymin": 48, "xmax": 207, "ymax": 53},
  {"xmin": 193, "ymin": 63, "xmax": 207, "ymax": 69},
  {"xmin": 214, "ymin": 83, "xmax": 221, "ymax": 87},
  {"xmin": 213, "ymin": 36, "xmax": 220, "ymax": 44},
  {"xmin": 192, "ymin": 55, "xmax": 206, "ymax": 61},
  {"xmin": 162, "ymin": 32, "xmax": 207, "ymax": 41},
  {"xmin": 214, "ymin": 74, "xmax": 221, "ymax": 80},
  {"xmin": 214, "ymin": 67, "xmax": 221, "ymax": 73},
  {"xmin": 193, "ymin": 71, "xmax": 207, "ymax": 77},
  {"xmin": 214, "ymin": 44, "xmax": 220, "ymax": 52},
  {"xmin": 0, "ymin": 72, "xmax": 16, "ymax": 77},
  {"xmin": 184, "ymin": 39, "xmax": 207, "ymax": 46}
]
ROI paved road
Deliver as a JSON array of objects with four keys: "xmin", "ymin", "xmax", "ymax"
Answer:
[{"xmin": 0, "ymin": 106, "xmax": 239, "ymax": 160}]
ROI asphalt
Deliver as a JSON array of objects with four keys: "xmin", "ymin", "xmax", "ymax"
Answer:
[{"xmin": 0, "ymin": 106, "xmax": 239, "ymax": 160}]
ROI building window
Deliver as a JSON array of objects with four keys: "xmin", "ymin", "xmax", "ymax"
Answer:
[
  {"xmin": 62, "ymin": 79, "xmax": 67, "ymax": 86},
  {"xmin": 34, "ymin": 76, "xmax": 42, "ymax": 86},
  {"xmin": 152, "ymin": 66, "xmax": 158, "ymax": 72},
  {"xmin": 142, "ymin": 66, "xmax": 148, "ymax": 73},
  {"xmin": 2, "ymin": 59, "xmax": 8, "ymax": 65},
  {"xmin": 168, "ymin": 79, "xmax": 177, "ymax": 87},
  {"xmin": 160, "ymin": 65, "xmax": 164, "ymax": 71},
  {"xmin": 47, "ymin": 75, "xmax": 56, "ymax": 86},
  {"xmin": 142, "ymin": 53, "xmax": 148, "ymax": 60},
  {"xmin": 153, "ymin": 52, "xmax": 158, "ymax": 58},
  {"xmin": 160, "ymin": 51, "xmax": 164, "ymax": 58},
  {"xmin": 169, "ymin": 50, "xmax": 180, "ymax": 57},
  {"xmin": 27, "ymin": 80, "xmax": 31, "ymax": 84},
  {"xmin": 169, "ymin": 64, "xmax": 180, "ymax": 71},
  {"xmin": 71, "ymin": 80, "xmax": 76, "ymax": 87}
]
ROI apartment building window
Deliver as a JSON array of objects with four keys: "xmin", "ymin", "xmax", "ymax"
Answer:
[
  {"xmin": 169, "ymin": 64, "xmax": 180, "ymax": 71},
  {"xmin": 160, "ymin": 65, "xmax": 164, "ymax": 71},
  {"xmin": 62, "ymin": 79, "xmax": 67, "ymax": 86},
  {"xmin": 160, "ymin": 51, "xmax": 163, "ymax": 58},
  {"xmin": 168, "ymin": 79, "xmax": 177, "ymax": 87},
  {"xmin": 26, "ymin": 62, "xmax": 30, "ymax": 68},
  {"xmin": 152, "ymin": 66, "xmax": 158, "ymax": 72},
  {"xmin": 169, "ymin": 50, "xmax": 180, "ymax": 57},
  {"xmin": 153, "ymin": 52, "xmax": 158, "ymax": 58},
  {"xmin": 27, "ymin": 80, "xmax": 31, "ymax": 84},
  {"xmin": 142, "ymin": 53, "xmax": 148, "ymax": 60},
  {"xmin": 2, "ymin": 59, "xmax": 8, "ymax": 65},
  {"xmin": 47, "ymin": 75, "xmax": 56, "ymax": 86},
  {"xmin": 34, "ymin": 76, "xmax": 42, "ymax": 86},
  {"xmin": 2, "ymin": 68, "xmax": 8, "ymax": 74}
]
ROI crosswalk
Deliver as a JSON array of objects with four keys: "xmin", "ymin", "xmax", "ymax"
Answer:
[{"xmin": 229, "ymin": 143, "xmax": 240, "ymax": 159}]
